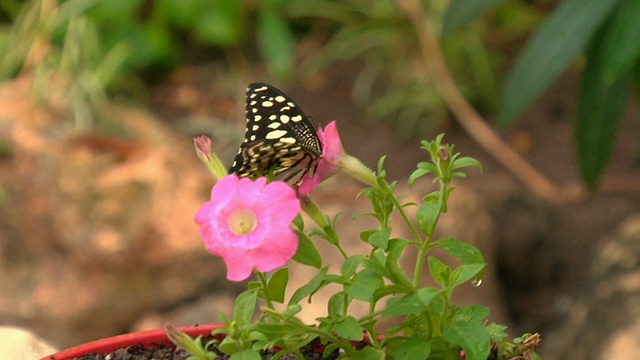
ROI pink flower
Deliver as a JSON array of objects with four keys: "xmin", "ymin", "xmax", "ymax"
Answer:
[
  {"xmin": 195, "ymin": 175, "xmax": 300, "ymax": 281},
  {"xmin": 298, "ymin": 121, "xmax": 344, "ymax": 195}
]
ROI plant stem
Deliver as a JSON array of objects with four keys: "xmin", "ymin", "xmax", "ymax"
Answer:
[
  {"xmin": 257, "ymin": 272, "xmax": 275, "ymax": 311},
  {"xmin": 301, "ymin": 196, "xmax": 349, "ymax": 259},
  {"xmin": 412, "ymin": 182, "xmax": 448, "ymax": 288},
  {"xmin": 382, "ymin": 181, "xmax": 422, "ymax": 245}
]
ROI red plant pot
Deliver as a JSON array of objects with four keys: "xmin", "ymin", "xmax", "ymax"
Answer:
[{"xmin": 42, "ymin": 324, "xmax": 222, "ymax": 360}]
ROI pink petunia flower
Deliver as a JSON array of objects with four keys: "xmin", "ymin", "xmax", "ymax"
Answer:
[
  {"xmin": 298, "ymin": 121, "xmax": 376, "ymax": 195},
  {"xmin": 195, "ymin": 175, "xmax": 300, "ymax": 281},
  {"xmin": 298, "ymin": 121, "xmax": 344, "ymax": 195}
]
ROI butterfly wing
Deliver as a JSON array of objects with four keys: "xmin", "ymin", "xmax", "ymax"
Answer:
[{"xmin": 229, "ymin": 83, "xmax": 322, "ymax": 187}]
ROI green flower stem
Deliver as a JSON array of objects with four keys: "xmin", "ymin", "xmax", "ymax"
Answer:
[
  {"xmin": 333, "ymin": 238, "xmax": 348, "ymax": 260},
  {"xmin": 412, "ymin": 181, "xmax": 448, "ymax": 288},
  {"xmin": 257, "ymin": 271, "xmax": 275, "ymax": 311},
  {"xmin": 261, "ymin": 307, "xmax": 361, "ymax": 357},
  {"xmin": 206, "ymin": 151, "xmax": 228, "ymax": 180},
  {"xmin": 359, "ymin": 309, "xmax": 384, "ymax": 324},
  {"xmin": 386, "ymin": 185, "xmax": 422, "ymax": 245},
  {"xmin": 377, "ymin": 179, "xmax": 425, "ymax": 290},
  {"xmin": 300, "ymin": 195, "xmax": 349, "ymax": 259},
  {"xmin": 193, "ymin": 136, "xmax": 228, "ymax": 180},
  {"xmin": 300, "ymin": 195, "xmax": 327, "ymax": 228},
  {"xmin": 339, "ymin": 153, "xmax": 377, "ymax": 188}
]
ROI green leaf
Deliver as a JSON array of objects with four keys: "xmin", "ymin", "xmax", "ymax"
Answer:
[
  {"xmin": 233, "ymin": 290, "xmax": 257, "ymax": 325},
  {"xmin": 323, "ymin": 343, "xmax": 342, "ymax": 359},
  {"xmin": 385, "ymin": 240, "xmax": 414, "ymax": 290},
  {"xmin": 267, "ymin": 268, "xmax": 288, "ymax": 303},
  {"xmin": 382, "ymin": 287, "xmax": 441, "ymax": 317},
  {"xmin": 498, "ymin": 0, "xmax": 620, "ymax": 126},
  {"xmin": 635, "ymin": 60, "xmax": 640, "ymax": 95},
  {"xmin": 436, "ymin": 237, "xmax": 485, "ymax": 265},
  {"xmin": 450, "ymin": 156, "xmax": 483, "ymax": 173},
  {"xmin": 450, "ymin": 264, "xmax": 486, "ymax": 288},
  {"xmin": 327, "ymin": 291, "xmax": 347, "ymax": 317},
  {"xmin": 359, "ymin": 229, "xmax": 375, "ymax": 242},
  {"xmin": 391, "ymin": 336, "xmax": 432, "ymax": 360},
  {"xmin": 576, "ymin": 78, "xmax": 627, "ymax": 189},
  {"xmin": 485, "ymin": 323, "xmax": 509, "ymax": 343},
  {"xmin": 194, "ymin": 0, "xmax": 243, "ymax": 46},
  {"xmin": 373, "ymin": 285, "xmax": 409, "ymax": 302},
  {"xmin": 292, "ymin": 213, "xmax": 304, "ymax": 231},
  {"xmin": 341, "ymin": 255, "xmax": 365, "ymax": 278},
  {"xmin": 369, "ymin": 226, "xmax": 391, "ymax": 249},
  {"xmin": 322, "ymin": 224, "xmax": 341, "ymax": 246},
  {"xmin": 289, "ymin": 266, "xmax": 329, "ymax": 305},
  {"xmin": 442, "ymin": 0, "xmax": 509, "ymax": 37},
  {"xmin": 229, "ymin": 349, "xmax": 263, "ymax": 360},
  {"xmin": 408, "ymin": 167, "xmax": 429, "ymax": 186},
  {"xmin": 416, "ymin": 199, "xmax": 441, "ymax": 235},
  {"xmin": 333, "ymin": 315, "xmax": 363, "ymax": 341},
  {"xmin": 257, "ymin": 11, "xmax": 295, "ymax": 79},
  {"xmin": 282, "ymin": 303, "xmax": 303, "ymax": 318},
  {"xmin": 165, "ymin": 325, "xmax": 211, "ymax": 358},
  {"xmin": 454, "ymin": 305, "xmax": 490, "ymax": 323},
  {"xmin": 157, "ymin": 0, "xmax": 199, "ymax": 28},
  {"xmin": 293, "ymin": 231, "xmax": 322, "ymax": 268},
  {"xmin": 599, "ymin": 0, "xmax": 640, "ymax": 82},
  {"xmin": 409, "ymin": 162, "xmax": 438, "ymax": 186},
  {"xmin": 86, "ymin": 0, "xmax": 139, "ymax": 25},
  {"xmin": 576, "ymin": 3, "xmax": 634, "ymax": 190},
  {"xmin": 353, "ymin": 346, "xmax": 384, "ymax": 360},
  {"xmin": 345, "ymin": 269, "xmax": 384, "ymax": 302},
  {"xmin": 363, "ymin": 249, "xmax": 393, "ymax": 281},
  {"xmin": 428, "ymin": 256, "xmax": 450, "ymax": 287},
  {"xmin": 443, "ymin": 321, "xmax": 491, "ymax": 360}
]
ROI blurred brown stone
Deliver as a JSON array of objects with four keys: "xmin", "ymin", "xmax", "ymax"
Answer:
[
  {"xmin": 0, "ymin": 77, "xmax": 232, "ymax": 348},
  {"xmin": 543, "ymin": 214, "xmax": 640, "ymax": 359}
]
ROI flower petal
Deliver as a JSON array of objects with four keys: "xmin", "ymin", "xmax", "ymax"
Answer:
[
  {"xmin": 298, "ymin": 121, "xmax": 344, "ymax": 195},
  {"xmin": 195, "ymin": 175, "xmax": 301, "ymax": 281}
]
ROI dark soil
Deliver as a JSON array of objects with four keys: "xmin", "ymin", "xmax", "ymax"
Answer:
[
  {"xmin": 73, "ymin": 337, "xmax": 344, "ymax": 360},
  {"xmin": 75, "ymin": 344, "xmax": 193, "ymax": 360}
]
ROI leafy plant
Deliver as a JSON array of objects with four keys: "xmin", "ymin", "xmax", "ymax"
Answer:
[{"xmin": 175, "ymin": 130, "xmax": 541, "ymax": 359}]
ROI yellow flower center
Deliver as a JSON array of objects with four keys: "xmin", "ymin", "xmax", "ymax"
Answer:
[{"xmin": 227, "ymin": 208, "xmax": 257, "ymax": 235}]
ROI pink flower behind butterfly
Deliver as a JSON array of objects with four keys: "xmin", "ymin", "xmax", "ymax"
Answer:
[
  {"xmin": 299, "ymin": 121, "xmax": 375, "ymax": 194},
  {"xmin": 195, "ymin": 175, "xmax": 300, "ymax": 281},
  {"xmin": 298, "ymin": 121, "xmax": 344, "ymax": 195}
]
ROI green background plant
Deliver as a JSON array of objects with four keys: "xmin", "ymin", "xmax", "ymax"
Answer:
[{"xmin": 1, "ymin": 0, "xmax": 637, "ymax": 194}]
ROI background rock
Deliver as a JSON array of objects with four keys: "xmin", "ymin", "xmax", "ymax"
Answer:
[
  {"xmin": 0, "ymin": 78, "xmax": 238, "ymax": 348},
  {"xmin": 0, "ymin": 326, "xmax": 57, "ymax": 360},
  {"xmin": 543, "ymin": 214, "xmax": 640, "ymax": 359}
]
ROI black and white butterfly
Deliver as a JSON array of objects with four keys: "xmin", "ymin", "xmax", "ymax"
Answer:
[{"xmin": 228, "ymin": 83, "xmax": 323, "ymax": 188}]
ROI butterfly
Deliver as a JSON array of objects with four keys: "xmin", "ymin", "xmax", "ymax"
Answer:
[{"xmin": 228, "ymin": 83, "xmax": 323, "ymax": 188}]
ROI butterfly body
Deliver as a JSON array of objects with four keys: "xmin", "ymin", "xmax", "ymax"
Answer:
[{"xmin": 229, "ymin": 83, "xmax": 323, "ymax": 188}]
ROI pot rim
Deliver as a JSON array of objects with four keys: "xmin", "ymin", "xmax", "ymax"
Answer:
[{"xmin": 42, "ymin": 324, "xmax": 223, "ymax": 360}]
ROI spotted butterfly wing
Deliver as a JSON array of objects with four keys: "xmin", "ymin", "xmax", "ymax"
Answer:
[{"xmin": 229, "ymin": 83, "xmax": 323, "ymax": 188}]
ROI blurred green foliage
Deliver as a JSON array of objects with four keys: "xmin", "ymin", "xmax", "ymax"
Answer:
[
  {"xmin": 490, "ymin": 0, "xmax": 640, "ymax": 190},
  {"xmin": 0, "ymin": 0, "xmax": 504, "ymax": 136},
  {"xmin": 0, "ymin": 0, "xmax": 638, "ymax": 190}
]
